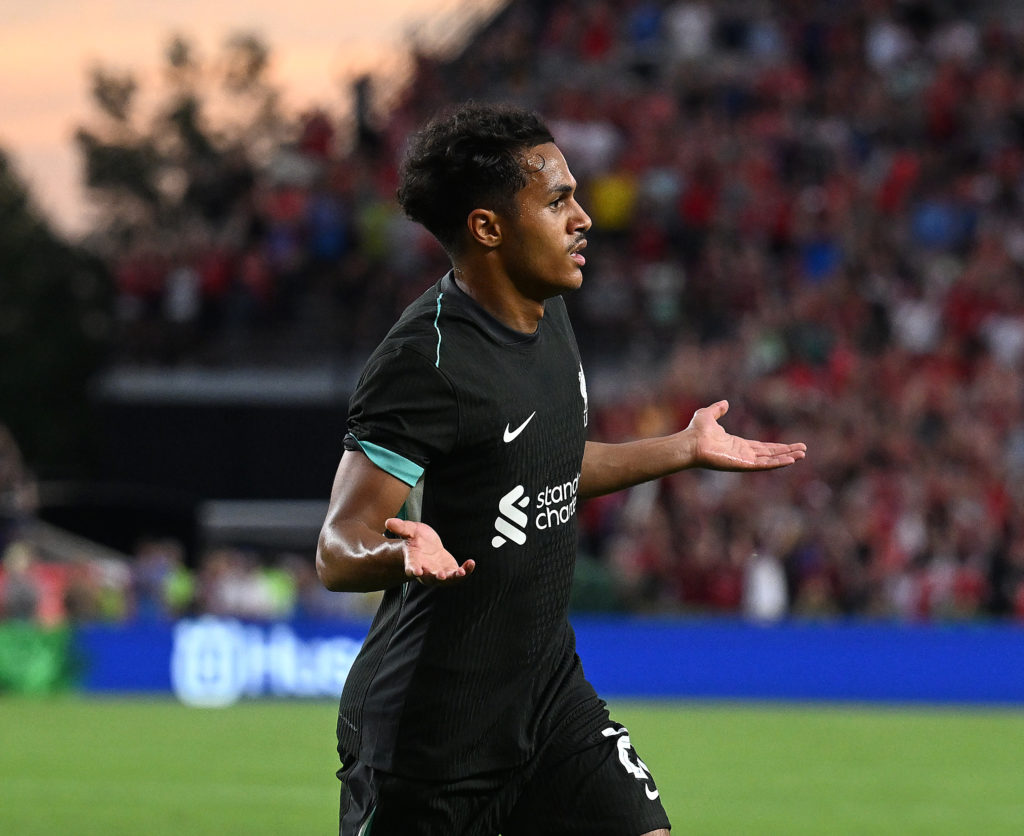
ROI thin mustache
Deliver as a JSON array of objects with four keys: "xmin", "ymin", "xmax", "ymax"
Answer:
[{"xmin": 569, "ymin": 235, "xmax": 587, "ymax": 252}]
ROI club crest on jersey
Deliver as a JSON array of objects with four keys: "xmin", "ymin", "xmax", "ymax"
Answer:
[
  {"xmin": 579, "ymin": 364, "xmax": 588, "ymax": 428},
  {"xmin": 491, "ymin": 475, "xmax": 580, "ymax": 549}
]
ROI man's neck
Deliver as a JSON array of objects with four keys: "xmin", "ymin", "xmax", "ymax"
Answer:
[{"xmin": 453, "ymin": 266, "xmax": 545, "ymax": 335}]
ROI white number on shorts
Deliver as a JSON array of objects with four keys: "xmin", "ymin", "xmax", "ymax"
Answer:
[{"xmin": 602, "ymin": 726, "xmax": 660, "ymax": 800}]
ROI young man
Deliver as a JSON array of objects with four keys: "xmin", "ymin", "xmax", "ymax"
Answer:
[{"xmin": 317, "ymin": 102, "xmax": 806, "ymax": 835}]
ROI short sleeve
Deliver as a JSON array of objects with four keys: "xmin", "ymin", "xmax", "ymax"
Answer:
[{"xmin": 345, "ymin": 346, "xmax": 458, "ymax": 486}]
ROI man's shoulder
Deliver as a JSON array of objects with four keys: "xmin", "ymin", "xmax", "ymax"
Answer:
[
  {"xmin": 541, "ymin": 293, "xmax": 572, "ymax": 331},
  {"xmin": 370, "ymin": 280, "xmax": 446, "ymax": 356}
]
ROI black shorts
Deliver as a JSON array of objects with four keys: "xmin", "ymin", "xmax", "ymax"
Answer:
[{"xmin": 338, "ymin": 699, "xmax": 671, "ymax": 836}]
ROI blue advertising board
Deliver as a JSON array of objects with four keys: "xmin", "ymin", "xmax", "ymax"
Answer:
[
  {"xmin": 572, "ymin": 617, "xmax": 1024, "ymax": 704},
  {"xmin": 74, "ymin": 617, "xmax": 1024, "ymax": 706},
  {"xmin": 76, "ymin": 617, "xmax": 368, "ymax": 705}
]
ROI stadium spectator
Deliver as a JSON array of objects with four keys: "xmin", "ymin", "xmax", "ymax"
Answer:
[
  {"xmin": 1, "ymin": 542, "xmax": 41, "ymax": 622},
  {"xmin": 0, "ymin": 424, "xmax": 38, "ymax": 554},
  {"xmin": 132, "ymin": 537, "xmax": 195, "ymax": 620},
  {"xmin": 193, "ymin": 546, "xmax": 296, "ymax": 620}
]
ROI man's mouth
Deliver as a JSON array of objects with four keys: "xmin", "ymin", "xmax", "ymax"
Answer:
[{"xmin": 569, "ymin": 238, "xmax": 587, "ymax": 266}]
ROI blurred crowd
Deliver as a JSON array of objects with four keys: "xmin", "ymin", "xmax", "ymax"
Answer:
[
  {"xmin": 2, "ymin": 423, "xmax": 381, "ymax": 625},
  {"xmin": 7, "ymin": 0, "xmax": 1024, "ymax": 624},
  {"xmin": 1, "ymin": 529, "xmax": 382, "ymax": 628},
  {"xmin": 546, "ymin": 0, "xmax": 1024, "ymax": 621}
]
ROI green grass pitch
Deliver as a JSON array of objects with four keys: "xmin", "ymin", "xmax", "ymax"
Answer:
[{"xmin": 1, "ymin": 697, "xmax": 1022, "ymax": 834}]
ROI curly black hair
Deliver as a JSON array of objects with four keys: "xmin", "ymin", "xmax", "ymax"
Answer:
[{"xmin": 396, "ymin": 102, "xmax": 555, "ymax": 254}]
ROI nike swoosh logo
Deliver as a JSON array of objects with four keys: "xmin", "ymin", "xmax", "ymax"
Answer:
[
  {"xmin": 503, "ymin": 412, "xmax": 536, "ymax": 443},
  {"xmin": 645, "ymin": 784, "xmax": 660, "ymax": 801}
]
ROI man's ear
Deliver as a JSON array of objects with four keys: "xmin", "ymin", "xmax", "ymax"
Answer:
[{"xmin": 466, "ymin": 209, "xmax": 502, "ymax": 249}]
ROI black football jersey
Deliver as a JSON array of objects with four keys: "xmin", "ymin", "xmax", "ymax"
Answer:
[{"xmin": 336, "ymin": 271, "xmax": 597, "ymax": 779}]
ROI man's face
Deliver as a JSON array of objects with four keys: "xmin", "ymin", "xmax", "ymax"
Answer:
[{"xmin": 498, "ymin": 142, "xmax": 592, "ymax": 299}]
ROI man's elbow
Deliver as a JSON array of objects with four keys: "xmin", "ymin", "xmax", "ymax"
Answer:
[{"xmin": 315, "ymin": 533, "xmax": 347, "ymax": 592}]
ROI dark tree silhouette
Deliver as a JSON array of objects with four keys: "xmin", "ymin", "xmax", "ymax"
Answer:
[
  {"xmin": 75, "ymin": 33, "xmax": 288, "ymax": 249},
  {"xmin": 0, "ymin": 151, "xmax": 113, "ymax": 475}
]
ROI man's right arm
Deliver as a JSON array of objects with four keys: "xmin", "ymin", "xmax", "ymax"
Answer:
[{"xmin": 316, "ymin": 450, "xmax": 475, "ymax": 592}]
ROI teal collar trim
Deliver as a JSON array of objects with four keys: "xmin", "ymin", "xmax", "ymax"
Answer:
[{"xmin": 433, "ymin": 291, "xmax": 444, "ymax": 367}]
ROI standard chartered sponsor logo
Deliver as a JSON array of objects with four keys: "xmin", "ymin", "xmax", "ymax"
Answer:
[
  {"xmin": 491, "ymin": 474, "xmax": 580, "ymax": 549},
  {"xmin": 491, "ymin": 485, "xmax": 530, "ymax": 548},
  {"xmin": 534, "ymin": 475, "xmax": 579, "ymax": 530},
  {"xmin": 170, "ymin": 617, "xmax": 362, "ymax": 707}
]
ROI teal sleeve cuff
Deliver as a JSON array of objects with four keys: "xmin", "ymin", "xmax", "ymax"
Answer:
[{"xmin": 352, "ymin": 438, "xmax": 425, "ymax": 487}]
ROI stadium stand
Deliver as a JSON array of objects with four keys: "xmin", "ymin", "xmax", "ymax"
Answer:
[{"xmin": 8, "ymin": 0, "xmax": 1024, "ymax": 626}]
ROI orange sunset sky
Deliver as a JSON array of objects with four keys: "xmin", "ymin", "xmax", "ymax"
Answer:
[{"xmin": 1, "ymin": 0, "xmax": 505, "ymax": 236}]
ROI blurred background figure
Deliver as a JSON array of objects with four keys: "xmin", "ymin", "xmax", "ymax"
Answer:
[
  {"xmin": 0, "ymin": 424, "xmax": 39, "ymax": 556},
  {"xmin": 1, "ymin": 542, "xmax": 41, "ymax": 623},
  {"xmin": 743, "ymin": 551, "xmax": 788, "ymax": 623}
]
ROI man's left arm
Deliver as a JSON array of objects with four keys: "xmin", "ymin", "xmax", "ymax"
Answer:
[{"xmin": 579, "ymin": 400, "xmax": 806, "ymax": 500}]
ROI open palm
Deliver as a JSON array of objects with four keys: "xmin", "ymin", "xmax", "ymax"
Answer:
[{"xmin": 688, "ymin": 400, "xmax": 806, "ymax": 471}]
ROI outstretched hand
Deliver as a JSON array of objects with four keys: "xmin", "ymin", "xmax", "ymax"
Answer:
[
  {"xmin": 386, "ymin": 517, "xmax": 476, "ymax": 586},
  {"xmin": 687, "ymin": 400, "xmax": 806, "ymax": 471}
]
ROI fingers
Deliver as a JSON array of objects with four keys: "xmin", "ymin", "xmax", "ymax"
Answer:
[
  {"xmin": 385, "ymin": 517, "xmax": 413, "ymax": 538},
  {"xmin": 774, "ymin": 442, "xmax": 807, "ymax": 459},
  {"xmin": 695, "ymin": 400, "xmax": 729, "ymax": 424},
  {"xmin": 410, "ymin": 559, "xmax": 476, "ymax": 587},
  {"xmin": 444, "ymin": 559, "xmax": 476, "ymax": 582},
  {"xmin": 758, "ymin": 442, "xmax": 806, "ymax": 457},
  {"xmin": 426, "ymin": 560, "xmax": 474, "ymax": 582},
  {"xmin": 751, "ymin": 441, "xmax": 807, "ymax": 468}
]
